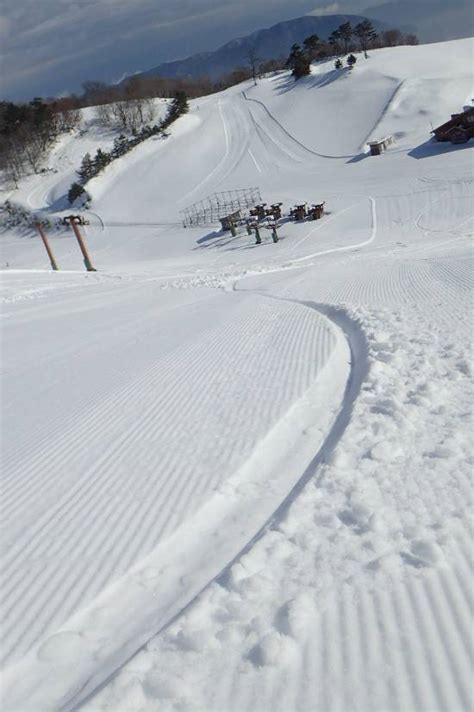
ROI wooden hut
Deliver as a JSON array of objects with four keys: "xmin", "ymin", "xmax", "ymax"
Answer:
[
  {"xmin": 368, "ymin": 136, "xmax": 394, "ymax": 155},
  {"xmin": 432, "ymin": 108, "xmax": 474, "ymax": 144}
]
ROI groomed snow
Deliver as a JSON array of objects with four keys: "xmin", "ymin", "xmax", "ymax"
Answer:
[{"xmin": 0, "ymin": 38, "xmax": 473, "ymax": 711}]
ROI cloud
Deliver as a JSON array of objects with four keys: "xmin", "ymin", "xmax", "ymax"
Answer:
[
  {"xmin": 308, "ymin": 3, "xmax": 341, "ymax": 16},
  {"xmin": 2, "ymin": 0, "xmax": 323, "ymax": 100},
  {"xmin": 10, "ymin": 0, "xmax": 465, "ymax": 100}
]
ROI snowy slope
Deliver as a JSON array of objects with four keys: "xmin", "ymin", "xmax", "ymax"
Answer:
[{"xmin": 0, "ymin": 39, "xmax": 473, "ymax": 711}]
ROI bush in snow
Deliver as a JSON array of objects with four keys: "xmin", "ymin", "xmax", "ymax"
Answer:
[
  {"xmin": 347, "ymin": 54, "xmax": 357, "ymax": 69},
  {"xmin": 0, "ymin": 200, "xmax": 63, "ymax": 230},
  {"xmin": 285, "ymin": 44, "xmax": 311, "ymax": 80},
  {"xmin": 67, "ymin": 182, "xmax": 90, "ymax": 206}
]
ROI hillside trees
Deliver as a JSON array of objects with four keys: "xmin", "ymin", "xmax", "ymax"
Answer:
[
  {"xmin": 0, "ymin": 98, "xmax": 80, "ymax": 187},
  {"xmin": 163, "ymin": 91, "xmax": 189, "ymax": 127},
  {"xmin": 286, "ymin": 44, "xmax": 311, "ymax": 80},
  {"xmin": 338, "ymin": 22, "xmax": 353, "ymax": 54},
  {"xmin": 68, "ymin": 90, "xmax": 189, "ymax": 203},
  {"xmin": 382, "ymin": 29, "xmax": 403, "ymax": 47},
  {"xmin": 257, "ymin": 57, "xmax": 286, "ymax": 75},
  {"xmin": 303, "ymin": 34, "xmax": 321, "ymax": 62},
  {"xmin": 328, "ymin": 29, "xmax": 342, "ymax": 55},
  {"xmin": 354, "ymin": 20, "xmax": 378, "ymax": 58}
]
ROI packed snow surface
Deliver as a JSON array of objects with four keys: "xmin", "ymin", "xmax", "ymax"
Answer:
[{"xmin": 1, "ymin": 39, "xmax": 473, "ymax": 711}]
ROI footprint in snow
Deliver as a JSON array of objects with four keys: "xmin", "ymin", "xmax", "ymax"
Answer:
[{"xmin": 400, "ymin": 538, "xmax": 443, "ymax": 568}]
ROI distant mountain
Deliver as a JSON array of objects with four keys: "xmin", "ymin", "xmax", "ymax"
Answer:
[
  {"xmin": 363, "ymin": 0, "xmax": 474, "ymax": 42},
  {"xmin": 135, "ymin": 14, "xmax": 389, "ymax": 82}
]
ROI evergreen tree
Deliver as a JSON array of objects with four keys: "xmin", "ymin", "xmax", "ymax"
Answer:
[
  {"xmin": 93, "ymin": 148, "xmax": 110, "ymax": 173},
  {"xmin": 303, "ymin": 34, "xmax": 320, "ymax": 62},
  {"xmin": 354, "ymin": 20, "xmax": 377, "ymax": 58},
  {"xmin": 286, "ymin": 44, "xmax": 310, "ymax": 80},
  {"xmin": 338, "ymin": 22, "xmax": 353, "ymax": 54},
  {"xmin": 68, "ymin": 182, "xmax": 86, "ymax": 204},
  {"xmin": 164, "ymin": 91, "xmax": 189, "ymax": 127},
  {"xmin": 112, "ymin": 134, "xmax": 129, "ymax": 158},
  {"xmin": 347, "ymin": 54, "xmax": 357, "ymax": 69},
  {"xmin": 328, "ymin": 29, "xmax": 342, "ymax": 55},
  {"xmin": 77, "ymin": 153, "xmax": 94, "ymax": 183}
]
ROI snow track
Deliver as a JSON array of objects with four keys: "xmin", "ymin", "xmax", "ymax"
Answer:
[
  {"xmin": 2, "ymin": 38, "xmax": 473, "ymax": 712},
  {"xmin": 242, "ymin": 91, "xmax": 353, "ymax": 160},
  {"xmin": 87, "ymin": 241, "xmax": 472, "ymax": 712},
  {"xmin": 1, "ymin": 280, "xmax": 359, "ymax": 711}
]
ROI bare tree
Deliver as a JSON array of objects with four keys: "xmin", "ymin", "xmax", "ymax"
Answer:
[
  {"xmin": 382, "ymin": 29, "xmax": 403, "ymax": 47},
  {"xmin": 246, "ymin": 45, "xmax": 261, "ymax": 86},
  {"xmin": 2, "ymin": 137, "xmax": 25, "ymax": 187}
]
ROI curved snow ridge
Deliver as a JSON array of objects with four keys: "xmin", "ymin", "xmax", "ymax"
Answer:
[
  {"xmin": 1, "ymin": 297, "xmax": 337, "ymax": 663},
  {"xmin": 177, "ymin": 98, "xmax": 252, "ymax": 206},
  {"xmin": 242, "ymin": 91, "xmax": 354, "ymax": 160},
  {"xmin": 1, "ymin": 304, "xmax": 354, "ymax": 712},
  {"xmin": 361, "ymin": 80, "xmax": 403, "ymax": 150},
  {"xmin": 85, "ymin": 297, "xmax": 473, "ymax": 712}
]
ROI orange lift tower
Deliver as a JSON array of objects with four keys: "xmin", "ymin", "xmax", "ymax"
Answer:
[
  {"xmin": 65, "ymin": 215, "xmax": 97, "ymax": 272},
  {"xmin": 35, "ymin": 223, "xmax": 59, "ymax": 271}
]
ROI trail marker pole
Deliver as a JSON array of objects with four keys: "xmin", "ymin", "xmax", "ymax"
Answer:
[
  {"xmin": 67, "ymin": 216, "xmax": 97, "ymax": 271},
  {"xmin": 36, "ymin": 223, "xmax": 59, "ymax": 271}
]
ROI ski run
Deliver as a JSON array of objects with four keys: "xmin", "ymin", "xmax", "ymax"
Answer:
[{"xmin": 1, "ymin": 38, "xmax": 473, "ymax": 711}]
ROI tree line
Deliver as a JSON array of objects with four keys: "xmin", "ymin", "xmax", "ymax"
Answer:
[
  {"xmin": 68, "ymin": 91, "xmax": 189, "ymax": 205},
  {"xmin": 286, "ymin": 21, "xmax": 418, "ymax": 79},
  {"xmin": 0, "ymin": 98, "xmax": 80, "ymax": 187}
]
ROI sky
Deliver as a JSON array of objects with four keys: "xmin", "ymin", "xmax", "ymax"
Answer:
[{"xmin": 0, "ymin": 0, "xmax": 471, "ymax": 102}]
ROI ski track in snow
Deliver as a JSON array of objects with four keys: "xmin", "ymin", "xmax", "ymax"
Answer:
[
  {"xmin": 1, "ymin": 38, "xmax": 473, "ymax": 712},
  {"xmin": 85, "ymin": 244, "xmax": 473, "ymax": 712},
  {"xmin": 1, "ymin": 296, "xmax": 339, "ymax": 667}
]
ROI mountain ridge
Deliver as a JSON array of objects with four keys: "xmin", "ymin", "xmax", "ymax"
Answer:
[{"xmin": 133, "ymin": 14, "xmax": 392, "ymax": 82}]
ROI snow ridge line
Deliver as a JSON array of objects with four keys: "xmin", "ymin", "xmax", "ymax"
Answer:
[
  {"xmin": 176, "ymin": 99, "xmax": 244, "ymax": 206},
  {"xmin": 360, "ymin": 80, "xmax": 403, "ymax": 150},
  {"xmin": 241, "ymin": 90, "xmax": 354, "ymax": 160},
  {"xmin": 213, "ymin": 294, "xmax": 370, "ymax": 558},
  {"xmin": 1, "ymin": 302, "xmax": 363, "ymax": 712},
  {"xmin": 72, "ymin": 300, "xmax": 367, "ymax": 712}
]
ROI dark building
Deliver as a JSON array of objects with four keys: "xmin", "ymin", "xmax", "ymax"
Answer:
[{"xmin": 432, "ymin": 108, "xmax": 474, "ymax": 144}]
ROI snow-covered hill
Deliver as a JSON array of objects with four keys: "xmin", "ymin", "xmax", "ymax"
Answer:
[{"xmin": 1, "ymin": 39, "xmax": 473, "ymax": 712}]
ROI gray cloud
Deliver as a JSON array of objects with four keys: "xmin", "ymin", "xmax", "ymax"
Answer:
[
  {"xmin": 2, "ymin": 0, "xmax": 469, "ymax": 101},
  {"xmin": 2, "ymin": 0, "xmax": 354, "ymax": 99}
]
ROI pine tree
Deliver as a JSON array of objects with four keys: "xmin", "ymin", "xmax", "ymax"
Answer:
[
  {"xmin": 303, "ymin": 34, "xmax": 320, "ymax": 62},
  {"xmin": 328, "ymin": 29, "xmax": 342, "ymax": 56},
  {"xmin": 163, "ymin": 91, "xmax": 189, "ymax": 127},
  {"xmin": 77, "ymin": 153, "xmax": 94, "ymax": 184},
  {"xmin": 68, "ymin": 182, "xmax": 85, "ymax": 204},
  {"xmin": 112, "ymin": 134, "xmax": 129, "ymax": 158},
  {"xmin": 354, "ymin": 20, "xmax": 377, "ymax": 58},
  {"xmin": 286, "ymin": 44, "xmax": 310, "ymax": 80},
  {"xmin": 338, "ymin": 22, "xmax": 353, "ymax": 54},
  {"xmin": 347, "ymin": 54, "xmax": 357, "ymax": 69},
  {"xmin": 93, "ymin": 148, "xmax": 110, "ymax": 173}
]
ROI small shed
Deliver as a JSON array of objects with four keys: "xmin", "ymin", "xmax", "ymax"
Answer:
[{"xmin": 368, "ymin": 136, "xmax": 394, "ymax": 156}]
